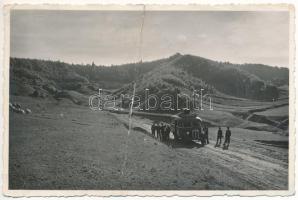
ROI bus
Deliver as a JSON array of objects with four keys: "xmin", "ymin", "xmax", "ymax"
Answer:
[{"xmin": 170, "ymin": 111, "xmax": 205, "ymax": 145}]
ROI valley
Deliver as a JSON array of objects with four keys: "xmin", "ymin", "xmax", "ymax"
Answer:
[{"xmin": 8, "ymin": 54, "xmax": 289, "ymax": 190}]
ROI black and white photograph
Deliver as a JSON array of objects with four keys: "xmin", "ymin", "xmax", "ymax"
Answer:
[{"xmin": 3, "ymin": 4, "xmax": 294, "ymax": 196}]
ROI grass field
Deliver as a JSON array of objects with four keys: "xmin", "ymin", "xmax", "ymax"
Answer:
[{"xmin": 9, "ymin": 95, "xmax": 288, "ymax": 190}]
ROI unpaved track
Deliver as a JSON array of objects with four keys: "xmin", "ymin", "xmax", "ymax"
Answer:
[
  {"xmin": 185, "ymin": 140, "xmax": 288, "ymax": 190},
  {"xmin": 9, "ymin": 97, "xmax": 288, "ymax": 190},
  {"xmin": 112, "ymin": 113, "xmax": 288, "ymax": 190}
]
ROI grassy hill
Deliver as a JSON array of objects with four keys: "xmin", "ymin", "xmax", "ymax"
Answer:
[
  {"xmin": 10, "ymin": 53, "xmax": 288, "ymax": 104},
  {"xmin": 115, "ymin": 53, "xmax": 287, "ymax": 102},
  {"xmin": 9, "ymin": 55, "xmax": 289, "ymax": 133}
]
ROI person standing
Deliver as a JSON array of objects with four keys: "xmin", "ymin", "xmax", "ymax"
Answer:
[
  {"xmin": 156, "ymin": 123, "xmax": 161, "ymax": 139},
  {"xmin": 151, "ymin": 123, "xmax": 156, "ymax": 137},
  {"xmin": 160, "ymin": 123, "xmax": 166, "ymax": 142},
  {"xmin": 164, "ymin": 124, "xmax": 171, "ymax": 145},
  {"xmin": 216, "ymin": 127, "xmax": 223, "ymax": 147},
  {"xmin": 204, "ymin": 125, "xmax": 209, "ymax": 144},
  {"xmin": 223, "ymin": 127, "xmax": 232, "ymax": 148},
  {"xmin": 157, "ymin": 123, "xmax": 164, "ymax": 141}
]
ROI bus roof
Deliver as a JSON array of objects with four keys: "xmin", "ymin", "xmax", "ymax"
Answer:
[{"xmin": 171, "ymin": 113, "xmax": 202, "ymax": 121}]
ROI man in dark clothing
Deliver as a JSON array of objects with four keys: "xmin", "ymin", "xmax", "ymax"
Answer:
[
  {"xmin": 151, "ymin": 123, "xmax": 156, "ymax": 137},
  {"xmin": 224, "ymin": 127, "xmax": 231, "ymax": 148},
  {"xmin": 216, "ymin": 127, "xmax": 223, "ymax": 147},
  {"xmin": 156, "ymin": 123, "xmax": 161, "ymax": 139},
  {"xmin": 159, "ymin": 123, "xmax": 165, "ymax": 142},
  {"xmin": 204, "ymin": 125, "xmax": 209, "ymax": 144}
]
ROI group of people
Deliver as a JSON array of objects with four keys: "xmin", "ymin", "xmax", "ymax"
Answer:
[
  {"xmin": 150, "ymin": 121, "xmax": 232, "ymax": 149},
  {"xmin": 151, "ymin": 122, "xmax": 171, "ymax": 143},
  {"xmin": 215, "ymin": 126, "xmax": 232, "ymax": 148}
]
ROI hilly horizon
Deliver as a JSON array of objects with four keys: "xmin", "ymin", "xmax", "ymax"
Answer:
[
  {"xmin": 10, "ymin": 53, "xmax": 289, "ymax": 106},
  {"xmin": 9, "ymin": 9, "xmax": 291, "ymax": 191},
  {"xmin": 13, "ymin": 52, "xmax": 289, "ymax": 69}
]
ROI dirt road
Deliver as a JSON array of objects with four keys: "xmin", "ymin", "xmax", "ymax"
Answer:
[
  {"xmin": 112, "ymin": 113, "xmax": 288, "ymax": 190},
  {"xmin": 9, "ymin": 97, "xmax": 288, "ymax": 190}
]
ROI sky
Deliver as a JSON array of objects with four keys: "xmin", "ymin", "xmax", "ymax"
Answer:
[{"xmin": 11, "ymin": 10, "xmax": 289, "ymax": 67}]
